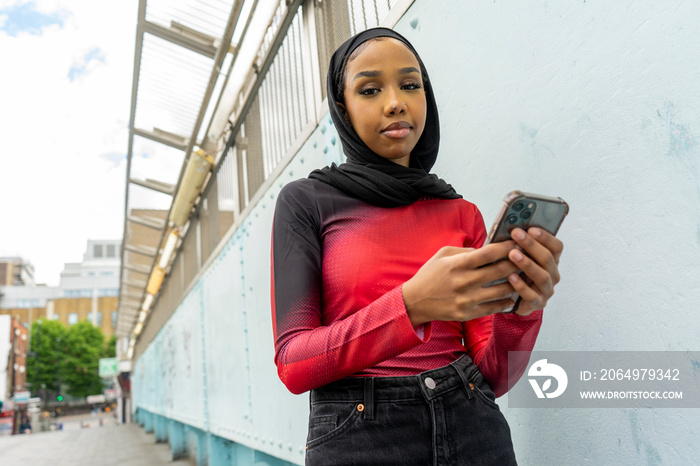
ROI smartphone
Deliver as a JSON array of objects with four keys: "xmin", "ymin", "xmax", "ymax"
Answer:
[{"xmin": 484, "ymin": 191, "xmax": 569, "ymax": 312}]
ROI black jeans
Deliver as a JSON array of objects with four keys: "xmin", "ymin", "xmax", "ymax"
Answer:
[{"xmin": 306, "ymin": 355, "xmax": 517, "ymax": 465}]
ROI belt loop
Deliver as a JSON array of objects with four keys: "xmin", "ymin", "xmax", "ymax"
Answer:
[
  {"xmin": 451, "ymin": 358, "xmax": 473, "ymax": 400},
  {"xmin": 363, "ymin": 378, "xmax": 375, "ymax": 420}
]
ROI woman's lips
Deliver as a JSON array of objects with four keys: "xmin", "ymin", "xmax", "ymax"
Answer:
[{"xmin": 381, "ymin": 121, "xmax": 412, "ymax": 139}]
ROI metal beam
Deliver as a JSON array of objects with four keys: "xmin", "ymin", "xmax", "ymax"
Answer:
[
  {"xmin": 143, "ymin": 20, "xmax": 217, "ymax": 59},
  {"xmin": 127, "ymin": 215, "xmax": 167, "ymax": 230},
  {"xmin": 122, "ymin": 279, "xmax": 147, "ymax": 288},
  {"xmin": 124, "ymin": 244, "xmax": 157, "ymax": 258},
  {"xmin": 122, "ymin": 264, "xmax": 151, "ymax": 276},
  {"xmin": 133, "ymin": 127, "xmax": 188, "ymax": 151}
]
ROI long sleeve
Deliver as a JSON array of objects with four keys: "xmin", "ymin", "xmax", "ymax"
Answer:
[
  {"xmin": 464, "ymin": 311, "xmax": 543, "ymax": 397},
  {"xmin": 271, "ymin": 181, "xmax": 429, "ymax": 394}
]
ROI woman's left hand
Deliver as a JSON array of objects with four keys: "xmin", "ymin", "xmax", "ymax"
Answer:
[{"xmin": 506, "ymin": 227, "xmax": 564, "ymax": 316}]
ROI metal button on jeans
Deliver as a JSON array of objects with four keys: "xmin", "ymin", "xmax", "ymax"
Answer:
[{"xmin": 424, "ymin": 377, "xmax": 436, "ymax": 389}]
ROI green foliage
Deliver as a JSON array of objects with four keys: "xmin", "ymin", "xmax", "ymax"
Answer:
[
  {"xmin": 26, "ymin": 320, "xmax": 67, "ymax": 395},
  {"xmin": 26, "ymin": 319, "xmax": 112, "ymax": 400},
  {"xmin": 61, "ymin": 320, "xmax": 106, "ymax": 398},
  {"xmin": 102, "ymin": 334, "xmax": 117, "ymax": 358}
]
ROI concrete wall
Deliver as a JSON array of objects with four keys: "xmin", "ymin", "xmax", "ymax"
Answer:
[{"xmin": 132, "ymin": 1, "xmax": 700, "ymax": 464}]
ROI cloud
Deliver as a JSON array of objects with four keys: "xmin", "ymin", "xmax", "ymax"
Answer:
[
  {"xmin": 0, "ymin": 1, "xmax": 66, "ymax": 37},
  {"xmin": 68, "ymin": 47, "xmax": 105, "ymax": 82},
  {"xmin": 0, "ymin": 0, "xmax": 138, "ymax": 285}
]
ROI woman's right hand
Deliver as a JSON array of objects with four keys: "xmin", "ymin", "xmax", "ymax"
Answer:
[{"xmin": 401, "ymin": 242, "xmax": 519, "ymax": 326}]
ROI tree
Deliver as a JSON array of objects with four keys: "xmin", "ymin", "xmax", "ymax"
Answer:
[
  {"xmin": 61, "ymin": 321, "xmax": 106, "ymax": 398},
  {"xmin": 102, "ymin": 334, "xmax": 117, "ymax": 359},
  {"xmin": 26, "ymin": 320, "xmax": 67, "ymax": 397}
]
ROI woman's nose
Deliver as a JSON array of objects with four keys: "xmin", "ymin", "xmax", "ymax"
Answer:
[{"xmin": 384, "ymin": 89, "xmax": 406, "ymax": 116}]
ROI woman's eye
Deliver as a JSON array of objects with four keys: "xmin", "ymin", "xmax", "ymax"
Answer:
[
  {"xmin": 402, "ymin": 82, "xmax": 423, "ymax": 91},
  {"xmin": 358, "ymin": 87, "xmax": 380, "ymax": 96}
]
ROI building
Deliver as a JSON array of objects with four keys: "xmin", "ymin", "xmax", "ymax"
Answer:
[
  {"xmin": 0, "ymin": 316, "xmax": 28, "ymax": 405},
  {"xmin": 0, "ymin": 240, "xmax": 121, "ymax": 339},
  {"xmin": 0, "ymin": 258, "xmax": 35, "ymax": 287}
]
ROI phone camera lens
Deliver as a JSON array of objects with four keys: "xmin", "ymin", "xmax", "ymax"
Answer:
[
  {"xmin": 513, "ymin": 202, "xmax": 524, "ymax": 211},
  {"xmin": 507, "ymin": 214, "xmax": 518, "ymax": 224},
  {"xmin": 521, "ymin": 210, "xmax": 532, "ymax": 221}
]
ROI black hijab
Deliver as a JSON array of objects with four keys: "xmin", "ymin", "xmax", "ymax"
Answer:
[{"xmin": 309, "ymin": 27, "xmax": 461, "ymax": 208}]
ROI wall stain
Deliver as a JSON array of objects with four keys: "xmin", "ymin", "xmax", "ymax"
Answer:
[
  {"xmin": 519, "ymin": 122, "xmax": 555, "ymax": 159},
  {"xmin": 660, "ymin": 100, "xmax": 700, "ymax": 204},
  {"xmin": 628, "ymin": 410, "xmax": 663, "ymax": 465}
]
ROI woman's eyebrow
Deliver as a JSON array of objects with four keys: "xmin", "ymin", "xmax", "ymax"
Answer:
[
  {"xmin": 399, "ymin": 66, "xmax": 420, "ymax": 75},
  {"xmin": 353, "ymin": 70, "xmax": 381, "ymax": 81},
  {"xmin": 352, "ymin": 66, "xmax": 420, "ymax": 81}
]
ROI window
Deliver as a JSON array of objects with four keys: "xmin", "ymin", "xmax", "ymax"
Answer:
[
  {"xmin": 68, "ymin": 313, "xmax": 78, "ymax": 325},
  {"xmin": 94, "ymin": 244, "xmax": 103, "ymax": 258},
  {"xmin": 98, "ymin": 289, "xmax": 119, "ymax": 297},
  {"xmin": 88, "ymin": 312, "xmax": 103, "ymax": 326},
  {"xmin": 106, "ymin": 244, "xmax": 116, "ymax": 257},
  {"xmin": 100, "ymin": 271, "xmax": 114, "ymax": 276},
  {"xmin": 64, "ymin": 289, "xmax": 92, "ymax": 298},
  {"xmin": 111, "ymin": 311, "xmax": 118, "ymax": 328},
  {"xmin": 17, "ymin": 299, "xmax": 40, "ymax": 308}
]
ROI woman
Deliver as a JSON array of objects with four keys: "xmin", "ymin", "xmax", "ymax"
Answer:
[{"xmin": 271, "ymin": 27, "xmax": 563, "ymax": 465}]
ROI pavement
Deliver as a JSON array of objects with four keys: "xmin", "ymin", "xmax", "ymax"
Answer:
[{"xmin": 0, "ymin": 414, "xmax": 196, "ymax": 466}]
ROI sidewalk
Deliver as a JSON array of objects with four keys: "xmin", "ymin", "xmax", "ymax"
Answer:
[{"xmin": 0, "ymin": 421, "xmax": 195, "ymax": 466}]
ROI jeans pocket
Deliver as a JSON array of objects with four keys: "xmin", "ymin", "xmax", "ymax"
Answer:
[
  {"xmin": 306, "ymin": 402, "xmax": 363, "ymax": 449},
  {"xmin": 468, "ymin": 372, "xmax": 501, "ymax": 411}
]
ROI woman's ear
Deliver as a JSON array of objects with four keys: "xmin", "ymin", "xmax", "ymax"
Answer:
[{"xmin": 336, "ymin": 102, "xmax": 350, "ymax": 123}]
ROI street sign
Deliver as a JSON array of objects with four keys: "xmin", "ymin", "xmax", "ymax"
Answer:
[
  {"xmin": 13, "ymin": 391, "xmax": 30, "ymax": 403},
  {"xmin": 99, "ymin": 357, "xmax": 119, "ymax": 378},
  {"xmin": 86, "ymin": 395, "xmax": 106, "ymax": 404}
]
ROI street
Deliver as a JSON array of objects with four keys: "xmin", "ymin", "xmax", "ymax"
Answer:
[{"xmin": 0, "ymin": 413, "xmax": 195, "ymax": 466}]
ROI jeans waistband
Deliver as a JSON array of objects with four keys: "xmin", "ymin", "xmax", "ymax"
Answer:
[{"xmin": 310, "ymin": 355, "xmax": 479, "ymax": 420}]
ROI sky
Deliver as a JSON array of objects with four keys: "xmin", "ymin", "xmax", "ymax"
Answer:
[{"xmin": 0, "ymin": 0, "xmax": 138, "ymax": 286}]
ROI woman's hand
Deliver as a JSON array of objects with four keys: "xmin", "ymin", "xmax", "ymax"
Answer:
[
  {"xmin": 402, "ymin": 241, "xmax": 520, "ymax": 326},
  {"xmin": 507, "ymin": 227, "xmax": 564, "ymax": 316}
]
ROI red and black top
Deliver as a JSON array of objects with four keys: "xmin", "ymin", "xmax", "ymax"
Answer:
[{"xmin": 271, "ymin": 178, "xmax": 543, "ymax": 395}]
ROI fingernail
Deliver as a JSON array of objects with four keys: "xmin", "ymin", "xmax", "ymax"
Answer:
[
  {"xmin": 529, "ymin": 227, "xmax": 541, "ymax": 238},
  {"xmin": 511, "ymin": 250, "xmax": 523, "ymax": 262},
  {"xmin": 512, "ymin": 229, "xmax": 525, "ymax": 240},
  {"xmin": 508, "ymin": 274, "xmax": 520, "ymax": 283}
]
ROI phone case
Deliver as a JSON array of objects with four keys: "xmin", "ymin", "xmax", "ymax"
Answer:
[
  {"xmin": 485, "ymin": 191, "xmax": 569, "ymax": 245},
  {"xmin": 483, "ymin": 191, "xmax": 569, "ymax": 313}
]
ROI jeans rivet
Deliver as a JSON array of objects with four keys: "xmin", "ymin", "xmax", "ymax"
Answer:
[
  {"xmin": 424, "ymin": 377, "xmax": 436, "ymax": 389},
  {"xmin": 357, "ymin": 404, "xmax": 365, "ymax": 412}
]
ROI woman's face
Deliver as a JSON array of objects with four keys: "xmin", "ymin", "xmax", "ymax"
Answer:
[{"xmin": 339, "ymin": 38, "xmax": 427, "ymax": 167}]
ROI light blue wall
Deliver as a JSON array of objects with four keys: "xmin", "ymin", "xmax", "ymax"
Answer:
[{"xmin": 133, "ymin": 1, "xmax": 700, "ymax": 464}]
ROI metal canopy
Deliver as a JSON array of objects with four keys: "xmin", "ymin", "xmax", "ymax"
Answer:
[{"xmin": 116, "ymin": 0, "xmax": 256, "ymax": 340}]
